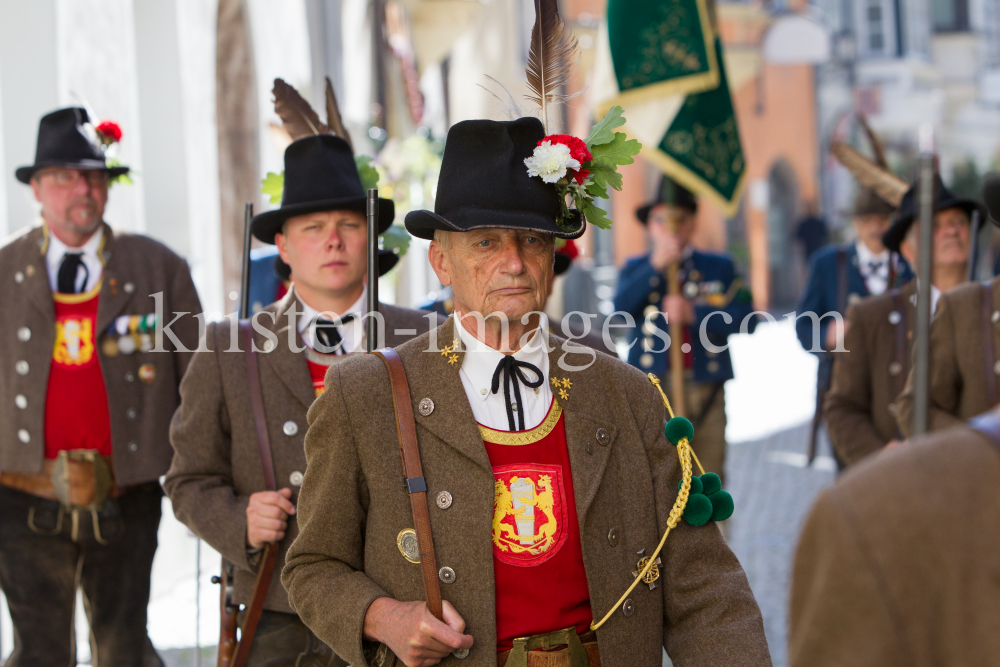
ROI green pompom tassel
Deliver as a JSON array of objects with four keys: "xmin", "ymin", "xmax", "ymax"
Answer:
[
  {"xmin": 664, "ymin": 416, "xmax": 694, "ymax": 445},
  {"xmin": 679, "ymin": 475, "xmax": 704, "ymax": 495},
  {"xmin": 700, "ymin": 472, "xmax": 722, "ymax": 496},
  {"xmin": 708, "ymin": 490, "xmax": 734, "ymax": 522},
  {"xmin": 683, "ymin": 493, "xmax": 713, "ymax": 526}
]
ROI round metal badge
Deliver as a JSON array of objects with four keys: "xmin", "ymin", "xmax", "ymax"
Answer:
[{"xmin": 397, "ymin": 529, "xmax": 421, "ymax": 563}]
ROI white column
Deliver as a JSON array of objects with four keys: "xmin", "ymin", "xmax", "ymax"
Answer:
[{"xmin": 0, "ymin": 0, "xmax": 59, "ymax": 236}]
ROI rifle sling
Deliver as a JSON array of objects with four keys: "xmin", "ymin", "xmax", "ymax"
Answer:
[
  {"xmin": 982, "ymin": 283, "xmax": 998, "ymax": 409},
  {"xmin": 375, "ymin": 347, "xmax": 444, "ymax": 622},
  {"xmin": 231, "ymin": 321, "xmax": 280, "ymax": 667}
]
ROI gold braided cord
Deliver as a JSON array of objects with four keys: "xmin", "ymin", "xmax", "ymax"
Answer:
[
  {"xmin": 590, "ymin": 374, "xmax": 694, "ymax": 631},
  {"xmin": 479, "ymin": 399, "xmax": 563, "ymax": 445}
]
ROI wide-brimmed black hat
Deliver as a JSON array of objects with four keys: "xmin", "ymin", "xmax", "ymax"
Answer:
[
  {"xmin": 405, "ymin": 117, "xmax": 584, "ymax": 240},
  {"xmin": 844, "ymin": 187, "xmax": 896, "ymax": 217},
  {"xmin": 636, "ymin": 176, "xmax": 698, "ymax": 224},
  {"xmin": 882, "ymin": 175, "xmax": 983, "ymax": 252},
  {"xmin": 251, "ymin": 135, "xmax": 394, "ymax": 244},
  {"xmin": 15, "ymin": 107, "xmax": 129, "ymax": 184}
]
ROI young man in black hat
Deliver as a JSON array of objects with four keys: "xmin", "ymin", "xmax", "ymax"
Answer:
[
  {"xmin": 613, "ymin": 177, "xmax": 756, "ymax": 484},
  {"xmin": 165, "ymin": 133, "xmax": 441, "ymax": 665},
  {"xmin": 0, "ymin": 107, "xmax": 202, "ymax": 665},
  {"xmin": 824, "ymin": 176, "xmax": 976, "ymax": 466},
  {"xmin": 284, "ymin": 116, "xmax": 769, "ymax": 667},
  {"xmin": 888, "ymin": 177, "xmax": 991, "ymax": 437}
]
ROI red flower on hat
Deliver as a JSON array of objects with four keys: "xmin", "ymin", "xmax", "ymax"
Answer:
[
  {"xmin": 540, "ymin": 134, "xmax": 592, "ymax": 184},
  {"xmin": 556, "ymin": 238, "xmax": 580, "ymax": 260},
  {"xmin": 95, "ymin": 120, "xmax": 123, "ymax": 145}
]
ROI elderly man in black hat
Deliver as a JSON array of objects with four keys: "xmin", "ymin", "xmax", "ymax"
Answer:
[
  {"xmin": 0, "ymin": 107, "xmax": 202, "ymax": 665},
  {"xmin": 165, "ymin": 133, "xmax": 441, "ymax": 665},
  {"xmin": 613, "ymin": 177, "xmax": 757, "ymax": 485},
  {"xmin": 283, "ymin": 117, "xmax": 770, "ymax": 667},
  {"xmin": 824, "ymin": 176, "xmax": 978, "ymax": 466}
]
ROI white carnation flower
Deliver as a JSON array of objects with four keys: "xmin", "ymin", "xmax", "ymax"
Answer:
[{"xmin": 524, "ymin": 141, "xmax": 581, "ymax": 184}]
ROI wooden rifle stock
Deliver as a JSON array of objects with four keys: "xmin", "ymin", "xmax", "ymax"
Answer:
[
  {"xmin": 666, "ymin": 214, "xmax": 686, "ymax": 416},
  {"xmin": 215, "ymin": 560, "xmax": 238, "ymax": 667}
]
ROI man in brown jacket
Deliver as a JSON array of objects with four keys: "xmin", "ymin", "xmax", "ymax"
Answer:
[
  {"xmin": 283, "ymin": 118, "xmax": 770, "ymax": 667},
  {"xmin": 165, "ymin": 133, "xmax": 440, "ymax": 665},
  {"xmin": 788, "ymin": 409, "xmax": 1000, "ymax": 666},
  {"xmin": 894, "ymin": 177, "xmax": 992, "ymax": 437},
  {"xmin": 825, "ymin": 177, "xmax": 975, "ymax": 466},
  {"xmin": 0, "ymin": 108, "xmax": 202, "ymax": 666}
]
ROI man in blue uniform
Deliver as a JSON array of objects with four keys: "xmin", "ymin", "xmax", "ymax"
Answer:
[
  {"xmin": 614, "ymin": 177, "xmax": 756, "ymax": 482},
  {"xmin": 794, "ymin": 188, "xmax": 912, "ymax": 462}
]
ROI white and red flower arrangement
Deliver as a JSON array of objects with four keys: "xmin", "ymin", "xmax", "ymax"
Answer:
[
  {"xmin": 94, "ymin": 120, "xmax": 131, "ymax": 186},
  {"xmin": 523, "ymin": 105, "xmax": 641, "ymax": 231}
]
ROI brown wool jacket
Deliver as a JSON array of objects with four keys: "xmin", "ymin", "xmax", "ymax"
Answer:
[
  {"xmin": 0, "ymin": 224, "xmax": 202, "ymax": 485},
  {"xmin": 164, "ymin": 289, "xmax": 443, "ymax": 612},
  {"xmin": 789, "ymin": 416, "xmax": 1000, "ymax": 667},
  {"xmin": 895, "ymin": 276, "xmax": 1000, "ymax": 437},
  {"xmin": 282, "ymin": 317, "xmax": 770, "ymax": 667},
  {"xmin": 825, "ymin": 280, "xmax": 916, "ymax": 466}
]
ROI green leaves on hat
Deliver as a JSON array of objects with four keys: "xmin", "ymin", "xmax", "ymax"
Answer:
[
  {"xmin": 679, "ymin": 473, "xmax": 735, "ymax": 526},
  {"xmin": 665, "ymin": 416, "xmax": 694, "ymax": 445}
]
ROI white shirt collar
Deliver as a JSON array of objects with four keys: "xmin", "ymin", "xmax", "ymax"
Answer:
[
  {"xmin": 45, "ymin": 226, "xmax": 104, "ymax": 293},
  {"xmin": 297, "ymin": 285, "xmax": 366, "ymax": 353},
  {"xmin": 855, "ymin": 241, "xmax": 889, "ymax": 269},
  {"xmin": 911, "ymin": 280, "xmax": 943, "ymax": 315},
  {"xmin": 454, "ymin": 311, "xmax": 554, "ymax": 431}
]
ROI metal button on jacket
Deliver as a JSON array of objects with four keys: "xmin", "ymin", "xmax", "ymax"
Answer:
[
  {"xmin": 439, "ymin": 566, "xmax": 456, "ymax": 584},
  {"xmin": 888, "ymin": 311, "xmax": 902, "ymax": 325},
  {"xmin": 126, "ymin": 408, "xmax": 138, "ymax": 420},
  {"xmin": 125, "ymin": 372, "xmax": 136, "ymax": 383},
  {"xmin": 283, "ymin": 421, "xmax": 299, "ymax": 436},
  {"xmin": 453, "ymin": 648, "xmax": 470, "ymax": 660},
  {"xmin": 596, "ymin": 428, "xmax": 610, "ymax": 447},
  {"xmin": 622, "ymin": 598, "xmax": 635, "ymax": 617},
  {"xmin": 607, "ymin": 528, "xmax": 619, "ymax": 547},
  {"xmin": 14, "ymin": 395, "xmax": 27, "ymax": 409},
  {"xmin": 418, "ymin": 398, "xmax": 435, "ymax": 416},
  {"xmin": 128, "ymin": 442, "xmax": 139, "ymax": 452},
  {"xmin": 436, "ymin": 491, "xmax": 453, "ymax": 510},
  {"xmin": 17, "ymin": 429, "xmax": 30, "ymax": 444},
  {"xmin": 14, "ymin": 271, "xmax": 24, "ymax": 284},
  {"xmin": 124, "ymin": 282, "xmax": 135, "ymax": 294},
  {"xmin": 17, "ymin": 327, "xmax": 31, "ymax": 342},
  {"xmin": 290, "ymin": 471, "xmax": 304, "ymax": 487},
  {"xmin": 889, "ymin": 362, "xmax": 902, "ymax": 376},
  {"xmin": 993, "ymin": 310, "xmax": 1000, "ymax": 324},
  {"xmin": 994, "ymin": 361, "xmax": 1000, "ymax": 375}
]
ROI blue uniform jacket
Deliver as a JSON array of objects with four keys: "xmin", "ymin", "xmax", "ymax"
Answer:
[
  {"xmin": 794, "ymin": 243, "xmax": 913, "ymax": 354},
  {"xmin": 247, "ymin": 246, "xmax": 285, "ymax": 313},
  {"xmin": 613, "ymin": 250, "xmax": 757, "ymax": 384}
]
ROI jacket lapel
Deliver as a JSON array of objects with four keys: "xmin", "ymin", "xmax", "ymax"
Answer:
[
  {"xmin": 95, "ymin": 226, "xmax": 136, "ymax": 334},
  {"xmin": 547, "ymin": 337, "xmax": 616, "ymax": 525},
  {"xmin": 406, "ymin": 317, "xmax": 493, "ymax": 474},
  {"xmin": 258, "ymin": 290, "xmax": 316, "ymax": 409},
  {"xmin": 21, "ymin": 227, "xmax": 54, "ymax": 321}
]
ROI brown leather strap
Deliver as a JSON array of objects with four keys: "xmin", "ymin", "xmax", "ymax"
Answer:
[
  {"xmin": 374, "ymin": 347, "xmax": 444, "ymax": 622},
  {"xmin": 231, "ymin": 321, "xmax": 280, "ymax": 667},
  {"xmin": 892, "ymin": 290, "xmax": 907, "ymax": 398},
  {"xmin": 982, "ymin": 283, "xmax": 998, "ymax": 408},
  {"xmin": 836, "ymin": 248, "xmax": 848, "ymax": 311}
]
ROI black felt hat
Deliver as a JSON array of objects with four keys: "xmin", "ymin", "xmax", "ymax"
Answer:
[
  {"xmin": 251, "ymin": 135, "xmax": 395, "ymax": 244},
  {"xmin": 404, "ymin": 117, "xmax": 584, "ymax": 240},
  {"xmin": 636, "ymin": 176, "xmax": 698, "ymax": 224},
  {"xmin": 882, "ymin": 175, "xmax": 983, "ymax": 253},
  {"xmin": 15, "ymin": 107, "xmax": 129, "ymax": 184}
]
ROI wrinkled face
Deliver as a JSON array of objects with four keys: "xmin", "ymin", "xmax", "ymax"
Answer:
[
  {"xmin": 31, "ymin": 168, "xmax": 109, "ymax": 242},
  {"xmin": 275, "ymin": 209, "xmax": 367, "ymax": 296},
  {"xmin": 852, "ymin": 214, "xmax": 891, "ymax": 252},
  {"xmin": 899, "ymin": 207, "xmax": 971, "ymax": 269},
  {"xmin": 648, "ymin": 203, "xmax": 695, "ymax": 246},
  {"xmin": 429, "ymin": 228, "xmax": 555, "ymax": 322}
]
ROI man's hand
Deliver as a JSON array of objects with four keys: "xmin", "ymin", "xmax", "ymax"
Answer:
[
  {"xmin": 649, "ymin": 228, "xmax": 683, "ymax": 271},
  {"xmin": 246, "ymin": 488, "xmax": 295, "ymax": 549},
  {"xmin": 662, "ymin": 294, "xmax": 695, "ymax": 326},
  {"xmin": 363, "ymin": 598, "xmax": 474, "ymax": 667},
  {"xmin": 885, "ymin": 439, "xmax": 907, "ymax": 450},
  {"xmin": 825, "ymin": 319, "xmax": 848, "ymax": 351}
]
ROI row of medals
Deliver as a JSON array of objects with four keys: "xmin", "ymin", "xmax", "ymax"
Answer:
[{"xmin": 102, "ymin": 314, "xmax": 157, "ymax": 357}]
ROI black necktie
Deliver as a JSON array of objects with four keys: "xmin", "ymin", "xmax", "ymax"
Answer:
[
  {"xmin": 867, "ymin": 260, "xmax": 884, "ymax": 275},
  {"xmin": 491, "ymin": 355, "xmax": 544, "ymax": 431},
  {"xmin": 57, "ymin": 253, "xmax": 87, "ymax": 294},
  {"xmin": 314, "ymin": 314, "xmax": 356, "ymax": 354}
]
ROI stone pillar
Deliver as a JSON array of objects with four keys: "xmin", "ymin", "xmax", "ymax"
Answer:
[{"xmin": 0, "ymin": 0, "xmax": 58, "ymax": 235}]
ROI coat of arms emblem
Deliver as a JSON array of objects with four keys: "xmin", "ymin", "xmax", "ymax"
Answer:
[{"xmin": 492, "ymin": 463, "xmax": 568, "ymax": 566}]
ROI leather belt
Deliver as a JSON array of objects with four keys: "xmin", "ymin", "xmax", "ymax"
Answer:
[
  {"xmin": 0, "ymin": 451, "xmax": 124, "ymax": 507},
  {"xmin": 497, "ymin": 630, "xmax": 600, "ymax": 667}
]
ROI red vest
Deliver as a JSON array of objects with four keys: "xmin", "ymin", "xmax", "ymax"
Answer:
[
  {"xmin": 44, "ymin": 285, "xmax": 113, "ymax": 458},
  {"xmin": 481, "ymin": 399, "xmax": 592, "ymax": 650},
  {"xmin": 306, "ymin": 357, "xmax": 328, "ymax": 397}
]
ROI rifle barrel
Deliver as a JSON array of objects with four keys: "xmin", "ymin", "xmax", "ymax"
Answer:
[
  {"xmin": 239, "ymin": 202, "xmax": 254, "ymax": 320},
  {"xmin": 366, "ymin": 189, "xmax": 379, "ymax": 353},
  {"xmin": 967, "ymin": 209, "xmax": 981, "ymax": 282},
  {"xmin": 913, "ymin": 133, "xmax": 935, "ymax": 437}
]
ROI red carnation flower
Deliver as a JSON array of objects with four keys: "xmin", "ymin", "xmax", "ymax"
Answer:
[
  {"xmin": 556, "ymin": 238, "xmax": 580, "ymax": 260},
  {"xmin": 539, "ymin": 134, "xmax": 592, "ymax": 184},
  {"xmin": 95, "ymin": 120, "xmax": 123, "ymax": 144}
]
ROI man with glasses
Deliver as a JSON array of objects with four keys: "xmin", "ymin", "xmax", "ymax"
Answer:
[{"xmin": 0, "ymin": 107, "xmax": 202, "ymax": 666}]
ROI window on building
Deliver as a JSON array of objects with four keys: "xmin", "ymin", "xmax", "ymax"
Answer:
[
  {"xmin": 932, "ymin": 0, "xmax": 969, "ymax": 31},
  {"xmin": 867, "ymin": 1, "xmax": 885, "ymax": 52}
]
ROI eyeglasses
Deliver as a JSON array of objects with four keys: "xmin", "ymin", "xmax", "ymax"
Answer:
[{"xmin": 38, "ymin": 169, "xmax": 109, "ymax": 189}]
